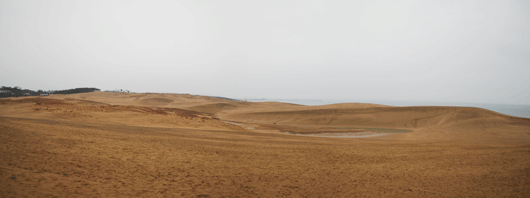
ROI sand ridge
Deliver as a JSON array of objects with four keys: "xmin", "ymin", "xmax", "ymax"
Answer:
[{"xmin": 1, "ymin": 92, "xmax": 529, "ymax": 197}]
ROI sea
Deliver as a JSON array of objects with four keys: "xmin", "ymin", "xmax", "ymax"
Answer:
[{"xmin": 243, "ymin": 99, "xmax": 530, "ymax": 119}]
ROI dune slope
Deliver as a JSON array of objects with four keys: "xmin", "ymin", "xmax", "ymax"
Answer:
[{"xmin": 1, "ymin": 92, "xmax": 529, "ymax": 197}]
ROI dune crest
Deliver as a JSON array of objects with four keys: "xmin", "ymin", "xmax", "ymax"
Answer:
[
  {"xmin": 7, "ymin": 92, "xmax": 529, "ymax": 142},
  {"xmin": 2, "ymin": 92, "xmax": 530, "ymax": 197}
]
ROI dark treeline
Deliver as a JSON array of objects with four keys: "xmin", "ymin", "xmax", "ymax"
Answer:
[
  {"xmin": 104, "ymin": 89, "xmax": 131, "ymax": 93},
  {"xmin": 0, "ymin": 86, "xmax": 100, "ymax": 98}
]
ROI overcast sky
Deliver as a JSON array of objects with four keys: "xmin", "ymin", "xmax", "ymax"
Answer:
[{"xmin": 1, "ymin": 0, "xmax": 529, "ymax": 104}]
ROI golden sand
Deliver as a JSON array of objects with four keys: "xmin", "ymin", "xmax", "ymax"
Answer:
[{"xmin": 1, "ymin": 92, "xmax": 529, "ymax": 197}]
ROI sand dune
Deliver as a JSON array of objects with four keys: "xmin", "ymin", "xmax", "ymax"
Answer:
[
  {"xmin": 189, "ymin": 103, "xmax": 240, "ymax": 115},
  {"xmin": 218, "ymin": 103, "xmax": 530, "ymax": 142},
  {"xmin": 0, "ymin": 96, "xmax": 244, "ymax": 131},
  {"xmin": 3, "ymin": 92, "xmax": 530, "ymax": 142},
  {"xmin": 1, "ymin": 92, "xmax": 529, "ymax": 197},
  {"xmin": 139, "ymin": 97, "xmax": 174, "ymax": 106}
]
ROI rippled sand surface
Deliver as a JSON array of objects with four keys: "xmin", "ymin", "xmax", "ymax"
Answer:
[{"xmin": 1, "ymin": 92, "xmax": 529, "ymax": 197}]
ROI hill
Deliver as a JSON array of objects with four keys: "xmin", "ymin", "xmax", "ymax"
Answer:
[{"xmin": 1, "ymin": 91, "xmax": 530, "ymax": 197}]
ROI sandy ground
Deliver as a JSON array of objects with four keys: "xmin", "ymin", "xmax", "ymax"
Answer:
[{"xmin": 1, "ymin": 92, "xmax": 530, "ymax": 197}]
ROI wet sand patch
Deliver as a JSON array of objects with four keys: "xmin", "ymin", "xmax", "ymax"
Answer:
[
  {"xmin": 287, "ymin": 131, "xmax": 387, "ymax": 138},
  {"xmin": 335, "ymin": 127, "xmax": 412, "ymax": 133}
]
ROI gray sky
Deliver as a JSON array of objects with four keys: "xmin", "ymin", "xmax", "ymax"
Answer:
[{"xmin": 1, "ymin": 0, "xmax": 529, "ymax": 104}]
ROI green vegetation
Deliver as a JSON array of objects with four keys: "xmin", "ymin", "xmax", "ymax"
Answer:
[{"xmin": 1, "ymin": 86, "xmax": 100, "ymax": 98}]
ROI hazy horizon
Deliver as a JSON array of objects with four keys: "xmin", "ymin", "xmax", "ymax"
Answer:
[
  {"xmin": 243, "ymin": 97, "xmax": 530, "ymax": 106},
  {"xmin": 1, "ymin": 0, "xmax": 529, "ymax": 105}
]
